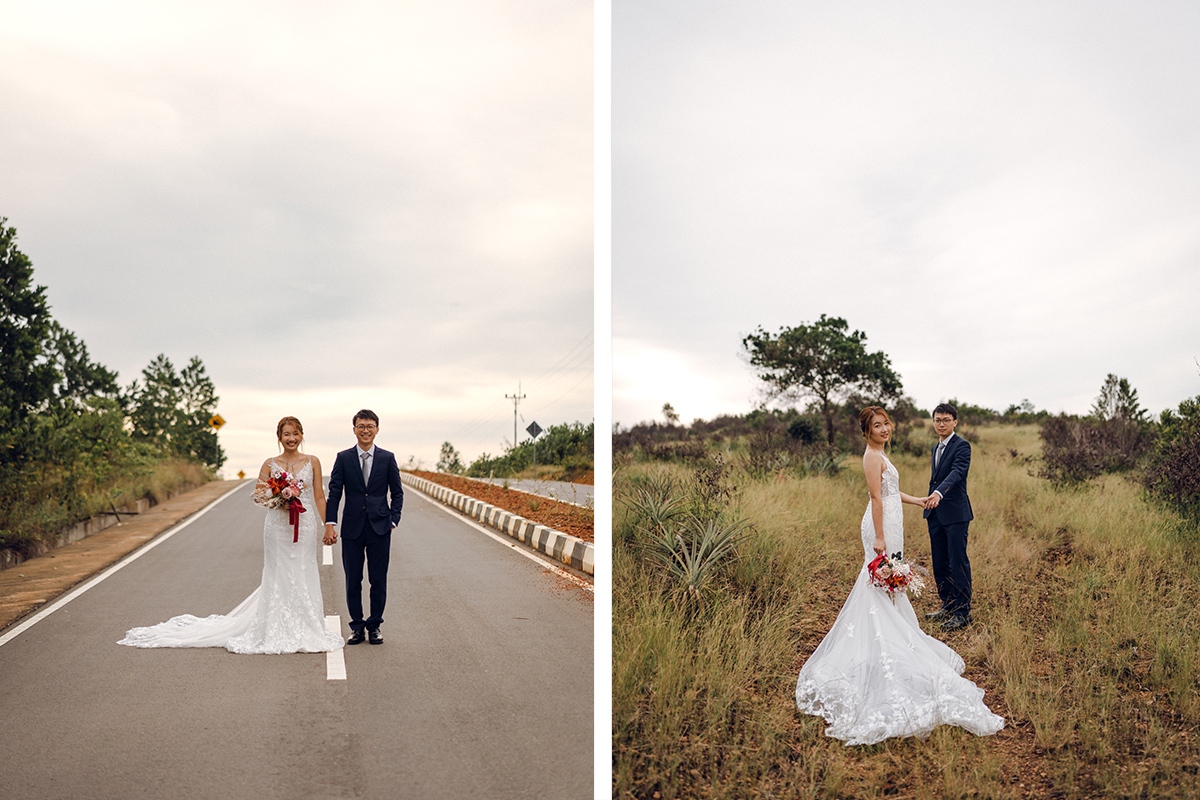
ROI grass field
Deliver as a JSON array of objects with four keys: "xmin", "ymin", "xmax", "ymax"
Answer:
[{"xmin": 613, "ymin": 423, "xmax": 1200, "ymax": 799}]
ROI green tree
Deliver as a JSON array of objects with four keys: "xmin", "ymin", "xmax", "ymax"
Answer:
[
  {"xmin": 125, "ymin": 353, "xmax": 224, "ymax": 470},
  {"xmin": 437, "ymin": 441, "xmax": 464, "ymax": 473},
  {"xmin": 1090, "ymin": 373, "xmax": 1147, "ymax": 423},
  {"xmin": 662, "ymin": 403, "xmax": 680, "ymax": 425},
  {"xmin": 127, "ymin": 354, "xmax": 183, "ymax": 449},
  {"xmin": 0, "ymin": 218, "xmax": 56, "ymax": 428},
  {"xmin": 47, "ymin": 321, "xmax": 119, "ymax": 410},
  {"xmin": 742, "ymin": 315, "xmax": 902, "ymax": 446},
  {"xmin": 176, "ymin": 357, "xmax": 224, "ymax": 469}
]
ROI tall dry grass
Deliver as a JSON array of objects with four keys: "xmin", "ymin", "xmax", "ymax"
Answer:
[{"xmin": 614, "ymin": 423, "xmax": 1200, "ymax": 799}]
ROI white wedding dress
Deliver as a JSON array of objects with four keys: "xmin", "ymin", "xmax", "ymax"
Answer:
[
  {"xmin": 795, "ymin": 454, "xmax": 1003, "ymax": 745},
  {"xmin": 119, "ymin": 459, "xmax": 344, "ymax": 654}
]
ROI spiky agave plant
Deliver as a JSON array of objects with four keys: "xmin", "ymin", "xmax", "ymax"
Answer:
[
  {"xmin": 618, "ymin": 473, "xmax": 686, "ymax": 543},
  {"xmin": 642, "ymin": 514, "xmax": 753, "ymax": 599}
]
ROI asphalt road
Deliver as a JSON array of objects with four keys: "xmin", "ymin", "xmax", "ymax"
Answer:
[{"xmin": 0, "ymin": 483, "xmax": 592, "ymax": 800}]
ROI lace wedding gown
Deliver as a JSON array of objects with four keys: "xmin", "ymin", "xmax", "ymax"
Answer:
[
  {"xmin": 119, "ymin": 459, "xmax": 344, "ymax": 654},
  {"xmin": 795, "ymin": 454, "xmax": 1003, "ymax": 745}
]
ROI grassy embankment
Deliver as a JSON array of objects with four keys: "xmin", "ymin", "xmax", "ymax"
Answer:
[
  {"xmin": 0, "ymin": 458, "xmax": 212, "ymax": 556},
  {"xmin": 614, "ymin": 422, "xmax": 1200, "ymax": 799}
]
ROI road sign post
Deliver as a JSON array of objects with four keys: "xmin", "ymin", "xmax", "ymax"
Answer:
[{"xmin": 525, "ymin": 421, "xmax": 543, "ymax": 479}]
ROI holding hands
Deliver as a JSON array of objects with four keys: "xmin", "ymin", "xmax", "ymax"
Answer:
[
  {"xmin": 323, "ymin": 523, "xmax": 338, "ymax": 546},
  {"xmin": 902, "ymin": 491, "xmax": 940, "ymax": 510}
]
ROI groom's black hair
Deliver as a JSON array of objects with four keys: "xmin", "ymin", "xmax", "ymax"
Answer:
[
  {"xmin": 353, "ymin": 409, "xmax": 380, "ymax": 426},
  {"xmin": 932, "ymin": 403, "xmax": 958, "ymax": 420}
]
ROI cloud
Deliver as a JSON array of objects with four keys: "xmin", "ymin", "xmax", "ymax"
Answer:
[
  {"xmin": 0, "ymin": 0, "xmax": 593, "ymax": 474},
  {"xmin": 614, "ymin": 1, "xmax": 1200, "ymax": 422}
]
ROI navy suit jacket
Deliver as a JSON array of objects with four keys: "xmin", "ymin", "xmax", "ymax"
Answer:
[
  {"xmin": 924, "ymin": 434, "xmax": 973, "ymax": 525},
  {"xmin": 325, "ymin": 445, "xmax": 404, "ymax": 538}
]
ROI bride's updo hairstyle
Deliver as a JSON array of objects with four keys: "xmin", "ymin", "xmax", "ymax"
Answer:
[
  {"xmin": 859, "ymin": 406, "xmax": 892, "ymax": 439},
  {"xmin": 276, "ymin": 416, "xmax": 304, "ymax": 446}
]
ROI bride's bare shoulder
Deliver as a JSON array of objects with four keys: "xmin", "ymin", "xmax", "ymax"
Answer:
[{"xmin": 862, "ymin": 448, "xmax": 888, "ymax": 476}]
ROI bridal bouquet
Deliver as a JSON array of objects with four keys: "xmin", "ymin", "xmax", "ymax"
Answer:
[
  {"xmin": 868, "ymin": 551, "xmax": 927, "ymax": 601},
  {"xmin": 253, "ymin": 470, "xmax": 306, "ymax": 542}
]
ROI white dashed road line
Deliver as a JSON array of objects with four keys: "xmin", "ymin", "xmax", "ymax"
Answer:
[{"xmin": 325, "ymin": 615, "xmax": 346, "ymax": 680}]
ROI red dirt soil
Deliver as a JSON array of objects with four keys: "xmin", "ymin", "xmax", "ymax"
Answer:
[{"xmin": 406, "ymin": 471, "xmax": 594, "ymax": 544}]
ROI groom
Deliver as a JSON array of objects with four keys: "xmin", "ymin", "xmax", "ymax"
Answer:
[
  {"xmin": 324, "ymin": 409, "xmax": 404, "ymax": 645},
  {"xmin": 923, "ymin": 403, "xmax": 974, "ymax": 632}
]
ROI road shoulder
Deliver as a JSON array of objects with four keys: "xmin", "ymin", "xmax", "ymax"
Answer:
[{"xmin": 0, "ymin": 480, "xmax": 244, "ymax": 633}]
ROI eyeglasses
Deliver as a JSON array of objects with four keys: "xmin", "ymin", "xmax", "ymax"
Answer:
[
  {"xmin": 933, "ymin": 418, "xmax": 955, "ymax": 424},
  {"xmin": 354, "ymin": 424, "xmax": 377, "ymax": 431}
]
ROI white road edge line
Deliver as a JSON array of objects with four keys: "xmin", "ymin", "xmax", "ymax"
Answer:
[
  {"xmin": 325, "ymin": 615, "xmax": 347, "ymax": 680},
  {"xmin": 407, "ymin": 484, "xmax": 594, "ymax": 593},
  {"xmin": 0, "ymin": 480, "xmax": 254, "ymax": 650},
  {"xmin": 322, "ymin": 544, "xmax": 333, "ymax": 566}
]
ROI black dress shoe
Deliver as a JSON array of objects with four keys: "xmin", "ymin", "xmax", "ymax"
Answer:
[
  {"xmin": 347, "ymin": 629, "xmax": 366, "ymax": 645},
  {"xmin": 941, "ymin": 614, "xmax": 971, "ymax": 632},
  {"xmin": 368, "ymin": 628, "xmax": 383, "ymax": 645},
  {"xmin": 925, "ymin": 607, "xmax": 952, "ymax": 622}
]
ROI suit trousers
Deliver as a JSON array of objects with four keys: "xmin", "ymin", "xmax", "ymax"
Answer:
[
  {"xmin": 927, "ymin": 515, "xmax": 971, "ymax": 616},
  {"xmin": 342, "ymin": 521, "xmax": 392, "ymax": 632}
]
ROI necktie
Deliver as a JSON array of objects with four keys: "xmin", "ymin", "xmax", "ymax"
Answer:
[
  {"xmin": 361, "ymin": 451, "xmax": 371, "ymax": 484},
  {"xmin": 935, "ymin": 442, "xmax": 946, "ymax": 470}
]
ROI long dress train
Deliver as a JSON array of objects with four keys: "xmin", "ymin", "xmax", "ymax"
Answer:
[
  {"xmin": 794, "ymin": 454, "xmax": 1003, "ymax": 745},
  {"xmin": 118, "ymin": 459, "xmax": 344, "ymax": 654}
]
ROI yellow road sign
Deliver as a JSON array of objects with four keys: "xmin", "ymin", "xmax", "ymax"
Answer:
[
  {"xmin": 237, "ymin": 470, "xmax": 246, "ymax": 479},
  {"xmin": 209, "ymin": 414, "xmax": 226, "ymax": 429}
]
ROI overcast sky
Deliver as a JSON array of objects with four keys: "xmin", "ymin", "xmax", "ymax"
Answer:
[
  {"xmin": 1, "ymin": 0, "xmax": 593, "ymax": 476},
  {"xmin": 613, "ymin": 1, "xmax": 1200, "ymax": 429}
]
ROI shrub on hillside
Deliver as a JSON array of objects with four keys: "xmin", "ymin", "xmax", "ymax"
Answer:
[
  {"xmin": 466, "ymin": 421, "xmax": 593, "ymax": 477},
  {"xmin": 1039, "ymin": 376, "xmax": 1156, "ymax": 485},
  {"xmin": 645, "ymin": 438, "xmax": 709, "ymax": 463},
  {"xmin": 612, "ymin": 421, "xmax": 691, "ymax": 454},
  {"xmin": 1001, "ymin": 399, "xmax": 1050, "ymax": 424},
  {"xmin": 944, "ymin": 398, "xmax": 1002, "ymax": 427},
  {"xmin": 1039, "ymin": 414, "xmax": 1155, "ymax": 485},
  {"xmin": 1143, "ymin": 396, "xmax": 1200, "ymax": 530}
]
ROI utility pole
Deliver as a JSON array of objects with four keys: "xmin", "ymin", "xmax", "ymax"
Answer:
[{"xmin": 505, "ymin": 382, "xmax": 526, "ymax": 450}]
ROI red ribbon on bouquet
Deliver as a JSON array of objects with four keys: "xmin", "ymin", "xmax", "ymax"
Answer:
[{"xmin": 288, "ymin": 498, "xmax": 306, "ymax": 542}]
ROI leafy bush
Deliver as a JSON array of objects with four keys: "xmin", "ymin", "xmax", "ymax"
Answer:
[
  {"xmin": 645, "ymin": 438, "xmax": 709, "ymax": 463},
  {"xmin": 1038, "ymin": 376, "xmax": 1156, "ymax": 485},
  {"xmin": 944, "ymin": 397, "xmax": 1002, "ymax": 426},
  {"xmin": 787, "ymin": 417, "xmax": 817, "ymax": 443},
  {"xmin": 1001, "ymin": 398, "xmax": 1051, "ymax": 424},
  {"xmin": 1143, "ymin": 396, "xmax": 1200, "ymax": 530},
  {"xmin": 1039, "ymin": 414, "xmax": 1155, "ymax": 485},
  {"xmin": 465, "ymin": 421, "xmax": 593, "ymax": 477}
]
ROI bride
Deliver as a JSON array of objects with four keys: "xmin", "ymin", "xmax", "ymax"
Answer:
[
  {"xmin": 794, "ymin": 406, "xmax": 1003, "ymax": 745},
  {"xmin": 119, "ymin": 416, "xmax": 344, "ymax": 654}
]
